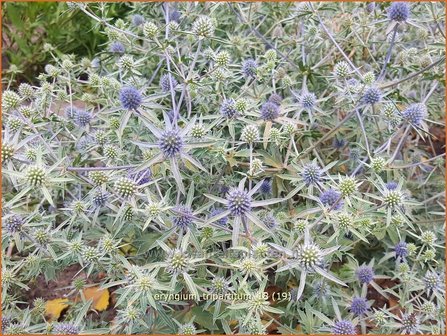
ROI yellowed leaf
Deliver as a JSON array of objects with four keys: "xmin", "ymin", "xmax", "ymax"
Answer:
[
  {"xmin": 229, "ymin": 320, "xmax": 238, "ymax": 327},
  {"xmin": 183, "ymin": 159, "xmax": 198, "ymax": 172},
  {"xmin": 118, "ymin": 242, "xmax": 137, "ymax": 256},
  {"xmin": 78, "ymin": 286, "xmax": 110, "ymax": 311},
  {"xmin": 287, "ymin": 278, "xmax": 298, "ymax": 289},
  {"xmin": 45, "ymin": 298, "xmax": 69, "ymax": 321}
]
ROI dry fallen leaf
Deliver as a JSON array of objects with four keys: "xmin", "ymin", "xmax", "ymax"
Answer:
[
  {"xmin": 265, "ymin": 285, "xmax": 282, "ymax": 304},
  {"xmin": 45, "ymin": 298, "xmax": 69, "ymax": 321},
  {"xmin": 76, "ymin": 286, "xmax": 110, "ymax": 312}
]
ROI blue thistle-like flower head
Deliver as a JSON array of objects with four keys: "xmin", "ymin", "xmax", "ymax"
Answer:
[
  {"xmin": 319, "ymin": 188, "xmax": 343, "ymax": 210},
  {"xmin": 132, "ymin": 14, "xmax": 145, "ymax": 26},
  {"xmin": 332, "ymin": 320, "xmax": 356, "ymax": 335},
  {"xmin": 394, "ymin": 241, "xmax": 408, "ymax": 259},
  {"xmin": 4, "ymin": 215, "xmax": 24, "ymax": 234},
  {"xmin": 1, "ymin": 316, "xmax": 11, "ymax": 332},
  {"xmin": 386, "ymin": 181, "xmax": 398, "ymax": 190},
  {"xmin": 347, "ymin": 78, "xmax": 359, "ymax": 87},
  {"xmin": 76, "ymin": 135, "xmax": 94, "ymax": 152},
  {"xmin": 402, "ymin": 103, "xmax": 427, "ymax": 126},
  {"xmin": 300, "ymin": 92, "xmax": 316, "ymax": 109},
  {"xmin": 423, "ymin": 271, "xmax": 441, "ymax": 292},
  {"xmin": 226, "ymin": 188, "xmax": 251, "ymax": 217},
  {"xmin": 388, "ymin": 2, "xmax": 410, "ymax": 22},
  {"xmin": 128, "ymin": 168, "xmax": 152, "ymax": 185},
  {"xmin": 209, "ymin": 208, "xmax": 228, "ymax": 226},
  {"xmin": 119, "ymin": 86, "xmax": 142, "ymax": 110},
  {"xmin": 242, "ymin": 59, "xmax": 257, "ymax": 78},
  {"xmin": 301, "ymin": 163, "xmax": 322, "ymax": 186},
  {"xmin": 313, "ymin": 281, "xmax": 329, "ymax": 297},
  {"xmin": 350, "ymin": 297, "xmax": 368, "ymax": 316},
  {"xmin": 220, "ymin": 99, "xmax": 238, "ymax": 119},
  {"xmin": 268, "ymin": 93, "xmax": 283, "ymax": 106},
  {"xmin": 362, "ymin": 87, "xmax": 382, "ymax": 105},
  {"xmin": 349, "ymin": 148, "xmax": 361, "ymax": 162},
  {"xmin": 333, "ymin": 138, "xmax": 346, "ymax": 149},
  {"xmin": 65, "ymin": 106, "xmax": 79, "ymax": 119},
  {"xmin": 75, "ymin": 110, "xmax": 92, "ymax": 127},
  {"xmin": 109, "ymin": 41, "xmax": 125, "ymax": 54},
  {"xmin": 53, "ymin": 323, "xmax": 79, "ymax": 335},
  {"xmin": 356, "ymin": 265, "xmax": 374, "ymax": 284},
  {"xmin": 158, "ymin": 129, "xmax": 184, "ymax": 158},
  {"xmin": 260, "ymin": 101, "xmax": 280, "ymax": 121},
  {"xmin": 169, "ymin": 9, "xmax": 181, "ymax": 22},
  {"xmin": 259, "ymin": 179, "xmax": 272, "ymax": 194},
  {"xmin": 160, "ymin": 74, "xmax": 178, "ymax": 93},
  {"xmin": 173, "ymin": 205, "xmax": 193, "ymax": 230},
  {"xmin": 261, "ymin": 212, "xmax": 278, "ymax": 230},
  {"xmin": 92, "ymin": 191, "xmax": 108, "ymax": 208},
  {"xmin": 366, "ymin": 2, "xmax": 375, "ymax": 13},
  {"xmin": 219, "ymin": 184, "xmax": 230, "ymax": 196},
  {"xmin": 401, "ymin": 313, "xmax": 420, "ymax": 334}
]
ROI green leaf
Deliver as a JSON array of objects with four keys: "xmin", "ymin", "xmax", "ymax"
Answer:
[
  {"xmin": 191, "ymin": 306, "xmax": 220, "ymax": 331},
  {"xmin": 134, "ymin": 232, "xmax": 163, "ymax": 253},
  {"xmin": 183, "ymin": 273, "xmax": 199, "ymax": 300},
  {"xmin": 264, "ymin": 306, "xmax": 284, "ymax": 314}
]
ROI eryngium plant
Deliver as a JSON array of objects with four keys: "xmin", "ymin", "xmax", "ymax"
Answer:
[{"xmin": 1, "ymin": 1, "xmax": 445, "ymax": 335}]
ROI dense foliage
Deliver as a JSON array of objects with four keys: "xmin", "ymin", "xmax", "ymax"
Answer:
[
  {"xmin": 2, "ymin": 2, "xmax": 129, "ymax": 85},
  {"xmin": 1, "ymin": 2, "xmax": 446, "ymax": 334}
]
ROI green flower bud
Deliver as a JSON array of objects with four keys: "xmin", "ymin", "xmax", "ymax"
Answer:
[
  {"xmin": 2, "ymin": 144, "xmax": 15, "ymax": 162},
  {"xmin": 383, "ymin": 190, "xmax": 403, "ymax": 208},
  {"xmin": 339, "ymin": 177, "xmax": 357, "ymax": 197},
  {"xmin": 334, "ymin": 61, "xmax": 350, "ymax": 78},
  {"xmin": 371, "ymin": 157, "xmax": 386, "ymax": 173},
  {"xmin": 190, "ymin": 125, "xmax": 206, "ymax": 139},
  {"xmin": 215, "ymin": 51, "xmax": 230, "ymax": 67},
  {"xmin": 118, "ymin": 55, "xmax": 135, "ymax": 71},
  {"xmin": 110, "ymin": 117, "xmax": 120, "ymax": 130},
  {"xmin": 178, "ymin": 323, "xmax": 197, "ymax": 335},
  {"xmin": 201, "ymin": 227, "xmax": 214, "ymax": 239},
  {"xmin": 123, "ymin": 206, "xmax": 134, "ymax": 221},
  {"xmin": 94, "ymin": 130, "xmax": 108, "ymax": 146},
  {"xmin": 89, "ymin": 171, "xmax": 109, "ymax": 186},
  {"xmin": 143, "ymin": 22, "xmax": 159, "ymax": 39},
  {"xmin": 363, "ymin": 71, "xmax": 376, "ymax": 85},
  {"xmin": 192, "ymin": 16, "xmax": 215, "ymax": 38},
  {"xmin": 62, "ymin": 59, "xmax": 74, "ymax": 70},
  {"xmin": 420, "ymin": 230, "xmax": 436, "ymax": 245},
  {"xmin": 235, "ymin": 99, "xmax": 247, "ymax": 113},
  {"xmin": 26, "ymin": 166, "xmax": 46, "ymax": 186},
  {"xmin": 264, "ymin": 49, "xmax": 277, "ymax": 62},
  {"xmin": 18, "ymin": 83, "xmax": 35, "ymax": 99},
  {"xmin": 19, "ymin": 105, "xmax": 35, "ymax": 118},
  {"xmin": 34, "ymin": 229, "xmax": 50, "ymax": 245},
  {"xmin": 7, "ymin": 117, "xmax": 23, "ymax": 132},
  {"xmin": 294, "ymin": 219, "xmax": 307, "ymax": 233},
  {"xmin": 81, "ymin": 246, "xmax": 100, "ymax": 263},
  {"xmin": 241, "ymin": 125, "xmax": 259, "ymax": 143},
  {"xmin": 337, "ymin": 213, "xmax": 353, "ymax": 229},
  {"xmin": 104, "ymin": 145, "xmax": 119, "ymax": 159},
  {"xmin": 115, "ymin": 177, "xmax": 137, "ymax": 198}
]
